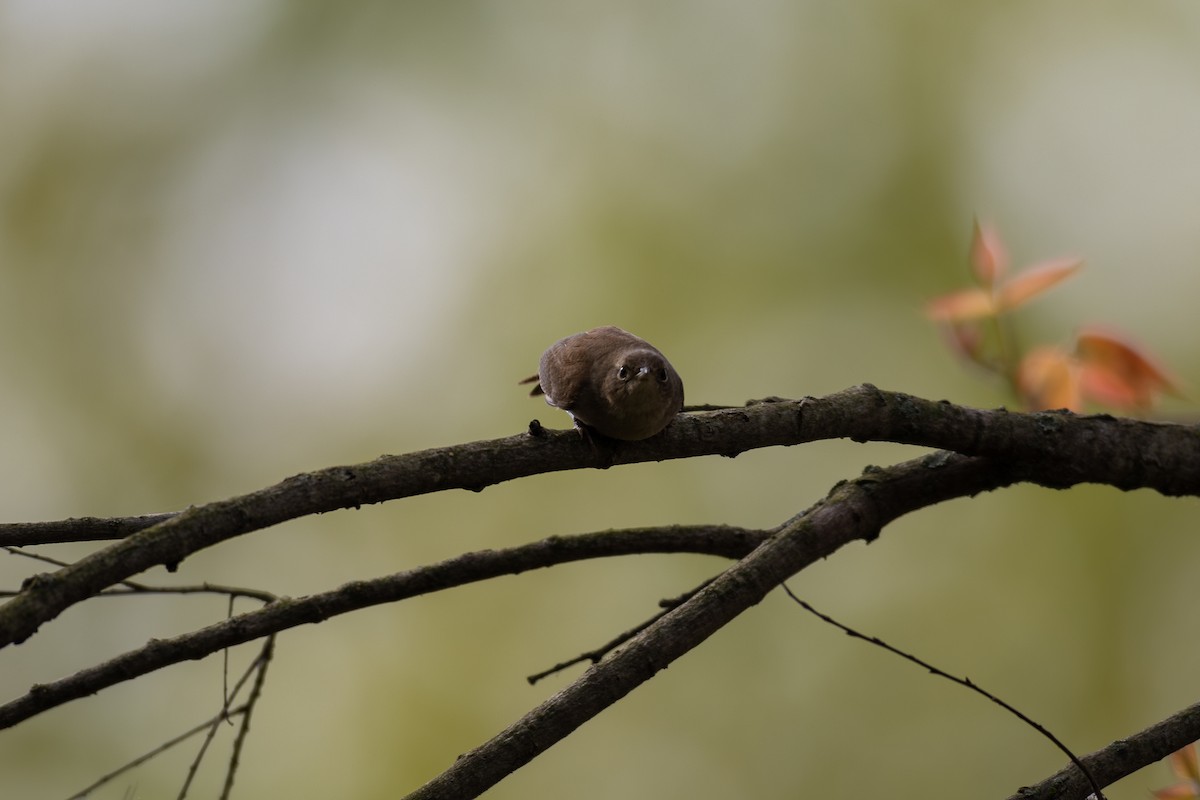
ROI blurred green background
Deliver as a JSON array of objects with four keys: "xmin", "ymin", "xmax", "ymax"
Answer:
[{"xmin": 3, "ymin": 2, "xmax": 1200, "ymax": 798}]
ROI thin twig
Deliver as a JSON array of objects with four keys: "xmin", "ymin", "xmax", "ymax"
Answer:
[
  {"xmin": 223, "ymin": 596, "xmax": 235, "ymax": 707},
  {"xmin": 67, "ymin": 635, "xmax": 272, "ymax": 800},
  {"xmin": 177, "ymin": 704, "xmax": 229, "ymax": 800},
  {"xmin": 3, "ymin": 546, "xmax": 75, "ymax": 570},
  {"xmin": 3, "ymin": 545, "xmax": 276, "ymax": 602},
  {"xmin": 780, "ymin": 584, "xmax": 1106, "ymax": 800},
  {"xmin": 177, "ymin": 611, "xmax": 271, "ymax": 799},
  {"xmin": 65, "ymin": 704, "xmax": 250, "ymax": 800},
  {"xmin": 527, "ymin": 607, "xmax": 673, "ymax": 685},
  {"xmin": 221, "ymin": 635, "xmax": 275, "ymax": 800},
  {"xmin": 527, "ymin": 580, "xmax": 714, "ymax": 685}
]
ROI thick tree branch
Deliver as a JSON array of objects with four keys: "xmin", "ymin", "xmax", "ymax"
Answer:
[
  {"xmin": 2, "ymin": 386, "xmax": 1197, "ymax": 651},
  {"xmin": 0, "ymin": 525, "xmax": 766, "ymax": 728},
  {"xmin": 402, "ymin": 452, "xmax": 1021, "ymax": 799},
  {"xmin": 404, "ymin": 436, "xmax": 1200, "ymax": 800},
  {"xmin": 4, "ymin": 387, "xmax": 1199, "ymax": 799}
]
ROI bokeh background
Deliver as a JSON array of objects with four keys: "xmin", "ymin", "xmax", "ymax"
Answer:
[{"xmin": 3, "ymin": 2, "xmax": 1200, "ymax": 798}]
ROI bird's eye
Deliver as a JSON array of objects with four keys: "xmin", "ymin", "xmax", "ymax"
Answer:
[
  {"xmin": 617, "ymin": 366, "xmax": 630, "ymax": 380},
  {"xmin": 657, "ymin": 368, "xmax": 669, "ymax": 383}
]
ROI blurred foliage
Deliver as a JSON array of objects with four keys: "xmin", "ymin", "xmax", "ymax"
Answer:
[
  {"xmin": 927, "ymin": 221, "xmax": 1180, "ymax": 412},
  {"xmin": 2, "ymin": 2, "xmax": 1199, "ymax": 798}
]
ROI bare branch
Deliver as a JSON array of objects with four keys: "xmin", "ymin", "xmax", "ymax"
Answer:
[
  {"xmin": 5, "ymin": 388, "xmax": 1200, "ymax": 798},
  {"xmin": 1005, "ymin": 700, "xmax": 1200, "ymax": 800},
  {"xmin": 402, "ymin": 452, "xmax": 1021, "ymax": 799},
  {"xmin": 526, "ymin": 580, "xmax": 711, "ymax": 685},
  {"xmin": 0, "ymin": 513, "xmax": 177, "ymax": 547},
  {"xmin": 781, "ymin": 587, "xmax": 1105, "ymax": 800},
  {"xmin": 64, "ymin": 636, "xmax": 274, "ymax": 799},
  {"xmin": 220, "ymin": 636, "xmax": 274, "ymax": 800},
  {"xmin": 1, "ymin": 548, "xmax": 275, "ymax": 603},
  {"xmin": 0, "ymin": 525, "xmax": 766, "ymax": 728},
  {"xmin": 3, "ymin": 386, "xmax": 1197, "ymax": 652},
  {"xmin": 67, "ymin": 705, "xmax": 251, "ymax": 799},
  {"xmin": 399, "ymin": 436, "xmax": 1200, "ymax": 799}
]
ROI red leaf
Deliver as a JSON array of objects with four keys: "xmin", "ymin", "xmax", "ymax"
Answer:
[
  {"xmin": 996, "ymin": 258, "xmax": 1082, "ymax": 312},
  {"xmin": 1017, "ymin": 346, "xmax": 1081, "ymax": 411},
  {"xmin": 1153, "ymin": 785, "xmax": 1200, "ymax": 799},
  {"xmin": 1077, "ymin": 363, "xmax": 1143, "ymax": 409},
  {"xmin": 925, "ymin": 288, "xmax": 996, "ymax": 321},
  {"xmin": 1152, "ymin": 745, "xmax": 1200, "ymax": 800},
  {"xmin": 1171, "ymin": 745, "xmax": 1200, "ymax": 784},
  {"xmin": 970, "ymin": 219, "xmax": 1007, "ymax": 286},
  {"xmin": 1076, "ymin": 326, "xmax": 1181, "ymax": 410}
]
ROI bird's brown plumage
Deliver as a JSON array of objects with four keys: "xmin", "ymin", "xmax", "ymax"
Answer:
[{"xmin": 521, "ymin": 326, "xmax": 684, "ymax": 441}]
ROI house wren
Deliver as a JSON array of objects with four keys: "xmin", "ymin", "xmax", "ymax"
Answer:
[{"xmin": 521, "ymin": 326, "xmax": 685, "ymax": 441}]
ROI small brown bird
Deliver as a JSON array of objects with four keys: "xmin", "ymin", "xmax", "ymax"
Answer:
[{"xmin": 521, "ymin": 326, "xmax": 685, "ymax": 441}]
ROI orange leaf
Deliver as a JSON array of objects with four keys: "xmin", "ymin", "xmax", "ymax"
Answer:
[
  {"xmin": 996, "ymin": 258, "xmax": 1082, "ymax": 312},
  {"xmin": 1076, "ymin": 326, "xmax": 1181, "ymax": 410},
  {"xmin": 1153, "ymin": 746, "xmax": 1200, "ymax": 800},
  {"xmin": 925, "ymin": 288, "xmax": 996, "ymax": 321},
  {"xmin": 1171, "ymin": 745, "xmax": 1200, "ymax": 784},
  {"xmin": 1153, "ymin": 784, "xmax": 1200, "ymax": 800},
  {"xmin": 970, "ymin": 219, "xmax": 1007, "ymax": 286},
  {"xmin": 1017, "ymin": 346, "xmax": 1081, "ymax": 411},
  {"xmin": 1077, "ymin": 363, "xmax": 1144, "ymax": 409}
]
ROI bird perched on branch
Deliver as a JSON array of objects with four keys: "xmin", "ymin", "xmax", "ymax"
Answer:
[{"xmin": 521, "ymin": 326, "xmax": 684, "ymax": 441}]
